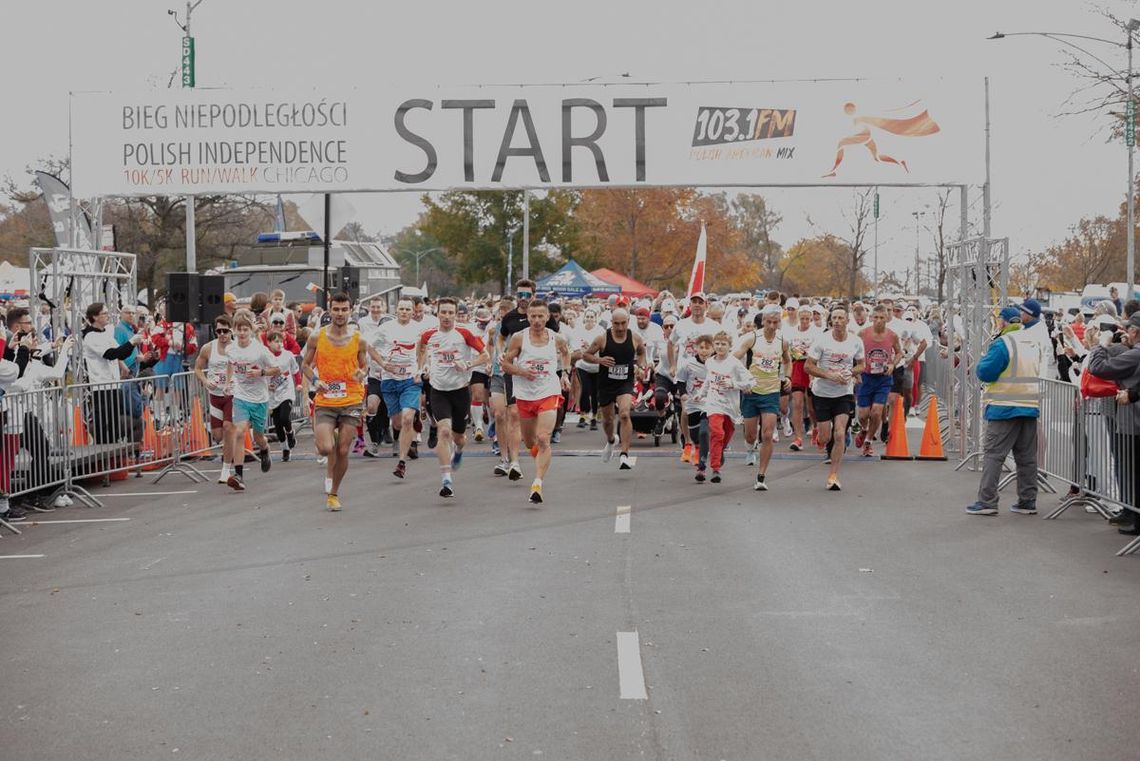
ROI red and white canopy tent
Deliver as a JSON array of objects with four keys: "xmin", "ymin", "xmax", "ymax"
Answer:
[{"xmin": 591, "ymin": 268, "xmax": 658, "ymax": 298}]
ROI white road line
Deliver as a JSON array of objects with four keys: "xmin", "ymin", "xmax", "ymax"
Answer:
[
  {"xmin": 616, "ymin": 631, "xmax": 648, "ymax": 700},
  {"xmin": 0, "ymin": 554, "xmax": 45, "ymax": 559},
  {"xmin": 28, "ymin": 518, "xmax": 131, "ymax": 525},
  {"xmin": 615, "ymin": 504, "xmax": 631, "ymax": 534},
  {"xmin": 99, "ymin": 491, "xmax": 197, "ymax": 497}
]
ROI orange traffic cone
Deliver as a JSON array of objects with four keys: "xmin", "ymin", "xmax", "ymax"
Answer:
[
  {"xmin": 140, "ymin": 407, "xmax": 162, "ymax": 470},
  {"xmin": 880, "ymin": 399, "xmax": 913, "ymax": 460},
  {"xmin": 916, "ymin": 395, "xmax": 948, "ymax": 461},
  {"xmin": 182, "ymin": 397, "xmax": 209, "ymax": 454},
  {"xmin": 71, "ymin": 405, "xmax": 89, "ymax": 447},
  {"xmin": 244, "ymin": 428, "xmax": 254, "ymax": 455}
]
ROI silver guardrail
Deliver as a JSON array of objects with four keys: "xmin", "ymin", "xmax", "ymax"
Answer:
[{"xmin": 1026, "ymin": 379, "xmax": 1139, "ymax": 557}]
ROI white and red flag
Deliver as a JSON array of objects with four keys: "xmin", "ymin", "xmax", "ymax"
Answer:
[{"xmin": 687, "ymin": 223, "xmax": 707, "ymax": 298}]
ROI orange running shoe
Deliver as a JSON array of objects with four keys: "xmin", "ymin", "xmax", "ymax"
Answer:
[{"xmin": 680, "ymin": 443, "xmax": 692, "ymax": 463}]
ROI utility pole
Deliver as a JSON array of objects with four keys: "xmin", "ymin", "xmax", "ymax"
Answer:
[
  {"xmin": 912, "ymin": 210, "xmax": 927, "ymax": 296},
  {"xmin": 873, "ymin": 189, "xmax": 880, "ymax": 299},
  {"xmin": 521, "ymin": 191, "xmax": 530, "ymax": 280},
  {"xmin": 171, "ymin": 0, "xmax": 204, "ymax": 273}
]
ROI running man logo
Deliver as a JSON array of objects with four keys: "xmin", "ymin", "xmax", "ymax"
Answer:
[
  {"xmin": 823, "ymin": 100, "xmax": 940, "ymax": 178},
  {"xmin": 691, "ymin": 107, "xmax": 796, "ymax": 147}
]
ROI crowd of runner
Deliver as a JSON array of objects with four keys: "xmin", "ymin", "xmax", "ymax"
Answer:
[{"xmin": 181, "ymin": 281, "xmax": 940, "ymax": 511}]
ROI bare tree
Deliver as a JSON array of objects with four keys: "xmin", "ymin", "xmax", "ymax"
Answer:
[
  {"xmin": 928, "ymin": 189, "xmax": 954, "ymax": 301},
  {"xmin": 836, "ymin": 188, "xmax": 875, "ymax": 299}
]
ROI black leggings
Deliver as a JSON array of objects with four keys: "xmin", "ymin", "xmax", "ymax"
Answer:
[
  {"xmin": 271, "ymin": 400, "xmax": 294, "ymax": 445},
  {"xmin": 578, "ymin": 369, "xmax": 599, "ymax": 416},
  {"xmin": 686, "ymin": 411, "xmax": 710, "ymax": 467}
]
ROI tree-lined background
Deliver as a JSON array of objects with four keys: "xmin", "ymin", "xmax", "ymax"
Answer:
[{"xmin": 3, "ymin": 157, "xmax": 1138, "ymax": 302}]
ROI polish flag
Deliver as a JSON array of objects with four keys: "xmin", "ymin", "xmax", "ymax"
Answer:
[
  {"xmin": 687, "ymin": 223, "xmax": 707, "ymax": 298},
  {"xmin": 305, "ymin": 281, "xmax": 322, "ymax": 294}
]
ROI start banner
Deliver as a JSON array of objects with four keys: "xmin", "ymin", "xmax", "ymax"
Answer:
[{"xmin": 70, "ymin": 80, "xmax": 981, "ymax": 197}]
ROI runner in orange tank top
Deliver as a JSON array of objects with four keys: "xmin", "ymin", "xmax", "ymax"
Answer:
[{"xmin": 301, "ymin": 292, "xmax": 368, "ymax": 512}]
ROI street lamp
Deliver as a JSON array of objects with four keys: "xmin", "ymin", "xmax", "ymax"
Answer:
[
  {"xmin": 912, "ymin": 208, "xmax": 929, "ymax": 296},
  {"xmin": 411, "ymin": 247, "xmax": 444, "ymax": 286},
  {"xmin": 990, "ymin": 22, "xmax": 1140, "ymax": 299}
]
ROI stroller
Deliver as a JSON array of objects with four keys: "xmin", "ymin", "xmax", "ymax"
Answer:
[{"xmin": 629, "ymin": 368, "xmax": 680, "ymax": 447}]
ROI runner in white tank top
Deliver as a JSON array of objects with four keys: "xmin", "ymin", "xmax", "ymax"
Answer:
[
  {"xmin": 501, "ymin": 300, "xmax": 572, "ymax": 504},
  {"xmin": 513, "ymin": 328, "xmax": 562, "ymax": 401}
]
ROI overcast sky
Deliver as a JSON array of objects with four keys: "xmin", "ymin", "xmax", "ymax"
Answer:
[{"xmin": 3, "ymin": 0, "xmax": 1136, "ymax": 279}]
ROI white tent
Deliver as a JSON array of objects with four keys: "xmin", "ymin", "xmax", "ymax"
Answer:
[{"xmin": 0, "ymin": 260, "xmax": 31, "ymax": 296}]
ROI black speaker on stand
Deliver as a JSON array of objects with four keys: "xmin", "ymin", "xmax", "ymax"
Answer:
[
  {"xmin": 199, "ymin": 275, "xmax": 225, "ymax": 322},
  {"xmin": 166, "ymin": 273, "xmax": 200, "ymax": 322}
]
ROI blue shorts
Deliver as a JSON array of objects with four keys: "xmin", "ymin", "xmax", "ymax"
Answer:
[
  {"xmin": 857, "ymin": 373, "xmax": 893, "ymax": 408},
  {"xmin": 233, "ymin": 398, "xmax": 268, "ymax": 433},
  {"xmin": 381, "ymin": 378, "xmax": 423, "ymax": 414},
  {"xmin": 741, "ymin": 391, "xmax": 781, "ymax": 418}
]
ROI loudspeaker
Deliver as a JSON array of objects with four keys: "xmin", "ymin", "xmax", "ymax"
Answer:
[
  {"xmin": 339, "ymin": 266, "xmax": 361, "ymax": 299},
  {"xmin": 166, "ymin": 273, "xmax": 199, "ymax": 322},
  {"xmin": 199, "ymin": 275, "xmax": 225, "ymax": 322}
]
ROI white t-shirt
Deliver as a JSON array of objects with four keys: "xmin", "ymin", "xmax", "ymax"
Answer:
[
  {"xmin": 226, "ymin": 339, "xmax": 275, "ymax": 404},
  {"xmin": 906, "ymin": 319, "xmax": 934, "ymax": 363},
  {"xmin": 808, "ymin": 332, "xmax": 865, "ymax": 398},
  {"xmin": 371, "ymin": 319, "xmax": 422, "ymax": 381},
  {"xmin": 697, "ymin": 355, "xmax": 753, "ymax": 421},
  {"xmin": 266, "ymin": 350, "xmax": 299, "ymax": 407},
  {"xmin": 413, "ymin": 314, "xmax": 440, "ymax": 333},
  {"xmin": 783, "ymin": 325, "xmax": 821, "ymax": 362},
  {"xmin": 573, "ymin": 324, "xmax": 604, "ymax": 373},
  {"xmin": 670, "ymin": 317, "xmax": 716, "ymax": 366},
  {"xmin": 632, "ymin": 321, "xmax": 667, "ymax": 371},
  {"xmin": 421, "ymin": 326, "xmax": 485, "ymax": 392},
  {"xmin": 674, "ymin": 356, "xmax": 710, "ymax": 413}
]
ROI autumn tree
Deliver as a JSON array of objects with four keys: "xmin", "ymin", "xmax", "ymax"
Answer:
[
  {"xmin": 1035, "ymin": 215, "xmax": 1120, "ymax": 290},
  {"xmin": 782, "ymin": 235, "xmax": 862, "ymax": 296},
  {"xmin": 418, "ymin": 190, "xmax": 580, "ymax": 293},
  {"xmin": 731, "ymin": 194, "xmax": 788, "ymax": 289}
]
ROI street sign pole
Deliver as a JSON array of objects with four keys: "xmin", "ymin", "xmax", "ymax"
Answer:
[{"xmin": 873, "ymin": 190, "xmax": 880, "ymax": 299}]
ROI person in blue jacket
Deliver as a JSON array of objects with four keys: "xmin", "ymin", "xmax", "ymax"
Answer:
[{"xmin": 966, "ymin": 306, "xmax": 1041, "ymax": 516}]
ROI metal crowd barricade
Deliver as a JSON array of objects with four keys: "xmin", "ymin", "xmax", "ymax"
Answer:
[
  {"xmin": 64, "ymin": 375, "xmax": 164, "ymax": 506},
  {"xmin": 1024, "ymin": 380, "xmax": 1082, "ymax": 501},
  {"xmin": 150, "ymin": 371, "xmax": 215, "ymax": 484},
  {"xmin": 0, "ymin": 386, "xmax": 69, "ymax": 535}
]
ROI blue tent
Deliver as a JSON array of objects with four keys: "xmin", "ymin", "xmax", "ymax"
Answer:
[{"xmin": 536, "ymin": 260, "xmax": 621, "ymax": 297}]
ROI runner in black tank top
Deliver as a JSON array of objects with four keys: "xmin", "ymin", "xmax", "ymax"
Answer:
[{"xmin": 582, "ymin": 308, "xmax": 645, "ymax": 469}]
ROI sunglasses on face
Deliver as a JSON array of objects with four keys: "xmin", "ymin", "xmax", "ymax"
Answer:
[
  {"xmin": 215, "ymin": 328, "xmax": 232, "ymax": 334},
  {"xmin": 517, "ymin": 291, "xmax": 533, "ymax": 299}
]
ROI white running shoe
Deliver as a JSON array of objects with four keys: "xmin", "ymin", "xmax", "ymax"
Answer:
[
  {"xmin": 618, "ymin": 453, "xmax": 633, "ymax": 470},
  {"xmin": 317, "ymin": 455, "xmax": 328, "ymax": 465},
  {"xmin": 744, "ymin": 450, "xmax": 758, "ymax": 467},
  {"xmin": 781, "ymin": 417, "xmax": 793, "ymax": 437},
  {"xmin": 771, "ymin": 429, "xmax": 779, "ymax": 443},
  {"xmin": 601, "ymin": 437, "xmax": 616, "ymax": 463}
]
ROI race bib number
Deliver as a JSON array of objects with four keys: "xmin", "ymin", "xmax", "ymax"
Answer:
[
  {"xmin": 435, "ymin": 349, "xmax": 459, "ymax": 367},
  {"xmin": 755, "ymin": 355, "xmax": 779, "ymax": 374},
  {"xmin": 324, "ymin": 381, "xmax": 347, "ymax": 399},
  {"xmin": 525, "ymin": 359, "xmax": 550, "ymax": 377},
  {"xmin": 209, "ymin": 371, "xmax": 226, "ymax": 389},
  {"xmin": 269, "ymin": 374, "xmax": 287, "ymax": 393},
  {"xmin": 608, "ymin": 364, "xmax": 630, "ymax": 381}
]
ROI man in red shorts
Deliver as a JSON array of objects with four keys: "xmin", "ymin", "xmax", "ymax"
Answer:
[
  {"xmin": 501, "ymin": 299, "xmax": 572, "ymax": 504},
  {"xmin": 194, "ymin": 314, "xmax": 237, "ymax": 484}
]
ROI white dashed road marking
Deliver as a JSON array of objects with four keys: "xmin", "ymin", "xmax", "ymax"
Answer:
[
  {"xmin": 616, "ymin": 631, "xmax": 648, "ymax": 699},
  {"xmin": 615, "ymin": 504, "xmax": 631, "ymax": 534}
]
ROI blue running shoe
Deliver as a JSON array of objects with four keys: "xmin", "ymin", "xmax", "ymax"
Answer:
[
  {"xmin": 965, "ymin": 502, "xmax": 998, "ymax": 516},
  {"xmin": 451, "ymin": 448, "xmax": 463, "ymax": 471}
]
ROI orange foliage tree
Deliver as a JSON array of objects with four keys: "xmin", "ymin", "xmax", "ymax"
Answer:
[{"xmin": 575, "ymin": 188, "xmax": 759, "ymax": 293}]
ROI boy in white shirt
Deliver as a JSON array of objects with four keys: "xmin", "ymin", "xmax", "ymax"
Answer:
[{"xmin": 694, "ymin": 331, "xmax": 754, "ymax": 483}]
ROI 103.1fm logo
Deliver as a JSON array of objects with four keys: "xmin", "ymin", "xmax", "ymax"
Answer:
[{"xmin": 690, "ymin": 107, "xmax": 796, "ymax": 147}]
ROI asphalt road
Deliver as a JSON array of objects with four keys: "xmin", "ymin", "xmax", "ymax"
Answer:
[{"xmin": 1, "ymin": 422, "xmax": 1138, "ymax": 761}]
